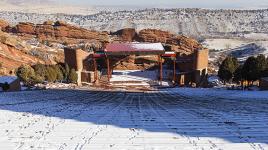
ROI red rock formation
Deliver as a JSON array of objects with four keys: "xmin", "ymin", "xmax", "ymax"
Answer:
[
  {"xmin": 112, "ymin": 28, "xmax": 138, "ymax": 42},
  {"xmin": 0, "ymin": 30, "xmax": 62, "ymax": 75},
  {"xmin": 0, "ymin": 19, "xmax": 207, "ymax": 73},
  {"xmin": 0, "ymin": 43, "xmax": 45, "ymax": 73},
  {"xmin": 0, "ymin": 19, "xmax": 9, "ymax": 31},
  {"xmin": 9, "ymin": 21, "xmax": 109, "ymax": 45},
  {"xmin": 137, "ymin": 29, "xmax": 203, "ymax": 55},
  {"xmin": 138, "ymin": 29, "xmax": 172, "ymax": 43},
  {"xmin": 14, "ymin": 22, "xmax": 36, "ymax": 35}
]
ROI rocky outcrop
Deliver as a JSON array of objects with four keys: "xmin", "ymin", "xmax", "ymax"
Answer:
[
  {"xmin": 9, "ymin": 21, "xmax": 110, "ymax": 45},
  {"xmin": 14, "ymin": 22, "xmax": 36, "ymax": 35},
  {"xmin": 0, "ymin": 30, "xmax": 61, "ymax": 74},
  {"xmin": 0, "ymin": 19, "xmax": 9, "ymax": 31},
  {"xmin": 4, "ymin": 20, "xmax": 203, "ymax": 56},
  {"xmin": 111, "ymin": 28, "xmax": 138, "ymax": 42},
  {"xmin": 138, "ymin": 29, "xmax": 172, "ymax": 43},
  {"xmin": 137, "ymin": 29, "xmax": 203, "ymax": 55}
]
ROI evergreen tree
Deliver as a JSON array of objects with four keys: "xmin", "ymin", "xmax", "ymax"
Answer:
[
  {"xmin": 16, "ymin": 65, "xmax": 37, "ymax": 86},
  {"xmin": 32, "ymin": 63, "xmax": 46, "ymax": 83},
  {"xmin": 262, "ymin": 69, "xmax": 268, "ymax": 77},
  {"xmin": 218, "ymin": 56, "xmax": 239, "ymax": 84},
  {"xmin": 233, "ymin": 65, "xmax": 244, "ymax": 84},
  {"xmin": 242, "ymin": 56, "xmax": 258, "ymax": 84},
  {"xmin": 45, "ymin": 66, "xmax": 57, "ymax": 82},
  {"xmin": 256, "ymin": 54, "xmax": 267, "ymax": 78},
  {"xmin": 68, "ymin": 69, "xmax": 78, "ymax": 84},
  {"xmin": 52, "ymin": 65, "xmax": 64, "ymax": 82},
  {"xmin": 63, "ymin": 63, "xmax": 70, "ymax": 81}
]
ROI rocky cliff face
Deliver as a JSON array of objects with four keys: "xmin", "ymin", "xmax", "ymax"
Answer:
[
  {"xmin": 111, "ymin": 28, "xmax": 138, "ymax": 42},
  {"xmin": 0, "ymin": 19, "xmax": 9, "ymax": 31},
  {"xmin": 112, "ymin": 28, "xmax": 202, "ymax": 55},
  {"xmin": 137, "ymin": 29, "xmax": 203, "ymax": 55},
  {"xmin": 0, "ymin": 30, "xmax": 65, "ymax": 74},
  {"xmin": 6, "ymin": 21, "xmax": 201, "ymax": 55},
  {"xmin": 7, "ymin": 21, "xmax": 109, "ymax": 45},
  {"xmin": 0, "ymin": 31, "xmax": 44, "ymax": 74}
]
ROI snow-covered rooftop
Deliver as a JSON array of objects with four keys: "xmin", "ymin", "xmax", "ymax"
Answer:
[
  {"xmin": 105, "ymin": 43, "xmax": 165, "ymax": 55},
  {"xmin": 0, "ymin": 76, "xmax": 18, "ymax": 84}
]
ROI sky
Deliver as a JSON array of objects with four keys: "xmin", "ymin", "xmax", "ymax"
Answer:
[{"xmin": 57, "ymin": 0, "xmax": 268, "ymax": 9}]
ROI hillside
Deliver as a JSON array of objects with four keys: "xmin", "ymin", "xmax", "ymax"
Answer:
[
  {"xmin": 0, "ymin": 30, "xmax": 64, "ymax": 75},
  {"xmin": 1, "ymin": 8, "xmax": 268, "ymax": 39},
  {"xmin": 0, "ymin": 20, "xmax": 203, "ymax": 75}
]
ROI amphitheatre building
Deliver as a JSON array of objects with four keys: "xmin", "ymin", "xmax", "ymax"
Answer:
[{"xmin": 64, "ymin": 41, "xmax": 208, "ymax": 90}]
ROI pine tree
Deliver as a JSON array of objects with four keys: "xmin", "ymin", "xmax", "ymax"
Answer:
[
  {"xmin": 45, "ymin": 66, "xmax": 57, "ymax": 82},
  {"xmin": 16, "ymin": 65, "xmax": 37, "ymax": 86},
  {"xmin": 233, "ymin": 65, "xmax": 244, "ymax": 84},
  {"xmin": 218, "ymin": 56, "xmax": 239, "ymax": 84},
  {"xmin": 68, "ymin": 69, "xmax": 78, "ymax": 84},
  {"xmin": 242, "ymin": 56, "xmax": 258, "ymax": 84},
  {"xmin": 32, "ymin": 63, "xmax": 46, "ymax": 83},
  {"xmin": 256, "ymin": 54, "xmax": 267, "ymax": 78},
  {"xmin": 63, "ymin": 63, "xmax": 70, "ymax": 81},
  {"xmin": 53, "ymin": 65, "xmax": 64, "ymax": 82}
]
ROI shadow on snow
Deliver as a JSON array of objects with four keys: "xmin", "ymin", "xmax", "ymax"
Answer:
[{"xmin": 0, "ymin": 89, "xmax": 268, "ymax": 144}]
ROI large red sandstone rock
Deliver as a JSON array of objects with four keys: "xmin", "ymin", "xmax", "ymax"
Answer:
[
  {"xmin": 112, "ymin": 28, "xmax": 138, "ymax": 42},
  {"xmin": 9, "ymin": 21, "xmax": 109, "ymax": 44},
  {"xmin": 137, "ymin": 29, "xmax": 203, "ymax": 55},
  {"xmin": 0, "ymin": 19, "xmax": 9, "ymax": 31},
  {"xmin": 138, "ymin": 29, "xmax": 172, "ymax": 43},
  {"xmin": 15, "ymin": 22, "xmax": 36, "ymax": 35}
]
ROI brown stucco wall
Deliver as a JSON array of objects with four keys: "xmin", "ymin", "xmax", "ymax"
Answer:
[
  {"xmin": 64, "ymin": 48, "xmax": 91, "ymax": 71},
  {"xmin": 194, "ymin": 49, "xmax": 209, "ymax": 70},
  {"xmin": 64, "ymin": 48, "xmax": 92, "ymax": 85}
]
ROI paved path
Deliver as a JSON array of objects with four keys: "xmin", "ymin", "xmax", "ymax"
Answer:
[{"xmin": 0, "ymin": 89, "xmax": 267, "ymax": 150}]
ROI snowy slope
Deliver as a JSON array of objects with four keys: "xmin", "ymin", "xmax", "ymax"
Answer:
[
  {"xmin": 0, "ymin": 89, "xmax": 267, "ymax": 149},
  {"xmin": 204, "ymin": 39, "xmax": 268, "ymax": 62}
]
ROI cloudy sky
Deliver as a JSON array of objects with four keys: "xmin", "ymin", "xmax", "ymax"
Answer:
[{"xmin": 57, "ymin": 0, "xmax": 268, "ymax": 8}]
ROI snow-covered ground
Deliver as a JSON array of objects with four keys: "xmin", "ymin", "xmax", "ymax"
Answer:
[
  {"xmin": 204, "ymin": 38, "xmax": 268, "ymax": 62},
  {"xmin": 0, "ymin": 89, "xmax": 268, "ymax": 150},
  {"xmin": 110, "ymin": 70, "xmax": 171, "ymax": 87},
  {"xmin": 111, "ymin": 70, "xmax": 158, "ymax": 82},
  {"xmin": 203, "ymin": 38, "xmax": 268, "ymax": 52}
]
